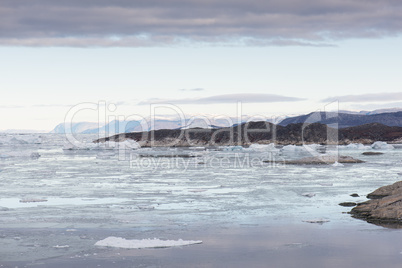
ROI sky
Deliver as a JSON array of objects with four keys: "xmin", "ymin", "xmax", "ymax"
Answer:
[{"xmin": 1, "ymin": 0, "xmax": 402, "ymax": 131}]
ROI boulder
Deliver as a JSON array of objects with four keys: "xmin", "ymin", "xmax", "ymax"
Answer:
[{"xmin": 350, "ymin": 181, "xmax": 402, "ymax": 228}]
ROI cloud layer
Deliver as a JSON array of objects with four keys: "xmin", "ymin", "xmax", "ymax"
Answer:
[
  {"xmin": 138, "ymin": 93, "xmax": 304, "ymax": 105},
  {"xmin": 322, "ymin": 92, "xmax": 402, "ymax": 103},
  {"xmin": 1, "ymin": 0, "xmax": 402, "ymax": 47}
]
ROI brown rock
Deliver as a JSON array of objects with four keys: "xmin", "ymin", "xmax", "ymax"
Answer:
[
  {"xmin": 366, "ymin": 181, "xmax": 402, "ymax": 199},
  {"xmin": 350, "ymin": 181, "xmax": 402, "ymax": 228},
  {"xmin": 351, "ymin": 193, "xmax": 402, "ymax": 226}
]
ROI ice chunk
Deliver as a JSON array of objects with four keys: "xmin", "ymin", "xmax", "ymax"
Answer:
[
  {"xmin": 332, "ymin": 161, "xmax": 344, "ymax": 167},
  {"xmin": 53, "ymin": 245, "xmax": 70, "ymax": 249},
  {"xmin": 94, "ymin": 237, "xmax": 202, "ymax": 249},
  {"xmin": 371, "ymin": 141, "xmax": 394, "ymax": 150}
]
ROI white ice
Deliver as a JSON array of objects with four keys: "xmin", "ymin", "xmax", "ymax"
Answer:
[
  {"xmin": 94, "ymin": 237, "xmax": 202, "ymax": 249},
  {"xmin": 339, "ymin": 143, "xmax": 371, "ymax": 150}
]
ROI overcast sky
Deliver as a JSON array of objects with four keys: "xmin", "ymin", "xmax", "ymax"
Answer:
[{"xmin": 1, "ymin": 0, "xmax": 402, "ymax": 130}]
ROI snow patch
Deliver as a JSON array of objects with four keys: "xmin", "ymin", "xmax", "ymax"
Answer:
[{"xmin": 94, "ymin": 237, "xmax": 202, "ymax": 249}]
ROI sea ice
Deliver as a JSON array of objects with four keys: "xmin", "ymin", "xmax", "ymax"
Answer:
[
  {"xmin": 94, "ymin": 237, "xmax": 202, "ymax": 249},
  {"xmin": 341, "ymin": 143, "xmax": 371, "ymax": 150},
  {"xmin": 63, "ymin": 139, "xmax": 140, "ymax": 150},
  {"xmin": 223, "ymin": 146, "xmax": 244, "ymax": 151},
  {"xmin": 281, "ymin": 145, "xmax": 305, "ymax": 152},
  {"xmin": 247, "ymin": 143, "xmax": 279, "ymax": 152}
]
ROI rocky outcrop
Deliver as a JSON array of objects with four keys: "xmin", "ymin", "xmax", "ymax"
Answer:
[
  {"xmin": 366, "ymin": 181, "xmax": 402, "ymax": 199},
  {"xmin": 350, "ymin": 181, "xmax": 402, "ymax": 228}
]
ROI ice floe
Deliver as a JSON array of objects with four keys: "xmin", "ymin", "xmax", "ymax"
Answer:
[
  {"xmin": 94, "ymin": 237, "xmax": 202, "ymax": 249},
  {"xmin": 371, "ymin": 141, "xmax": 394, "ymax": 150}
]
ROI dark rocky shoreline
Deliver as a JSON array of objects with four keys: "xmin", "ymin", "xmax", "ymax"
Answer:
[{"xmin": 94, "ymin": 122, "xmax": 402, "ymax": 147}]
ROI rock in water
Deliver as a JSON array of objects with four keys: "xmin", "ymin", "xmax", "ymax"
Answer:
[
  {"xmin": 362, "ymin": 152, "xmax": 384, "ymax": 156},
  {"xmin": 339, "ymin": 202, "xmax": 357, "ymax": 207},
  {"xmin": 350, "ymin": 181, "xmax": 402, "ymax": 228}
]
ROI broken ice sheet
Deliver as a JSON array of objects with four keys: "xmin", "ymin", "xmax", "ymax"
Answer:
[{"xmin": 94, "ymin": 237, "xmax": 202, "ymax": 249}]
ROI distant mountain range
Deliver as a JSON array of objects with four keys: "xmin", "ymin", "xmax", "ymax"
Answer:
[
  {"xmin": 50, "ymin": 109, "xmax": 402, "ymax": 134},
  {"xmin": 279, "ymin": 111, "xmax": 402, "ymax": 128}
]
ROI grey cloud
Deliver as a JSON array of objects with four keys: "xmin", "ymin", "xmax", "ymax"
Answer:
[
  {"xmin": 138, "ymin": 93, "xmax": 304, "ymax": 105},
  {"xmin": 322, "ymin": 92, "xmax": 402, "ymax": 103},
  {"xmin": 1, "ymin": 0, "xmax": 402, "ymax": 47}
]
